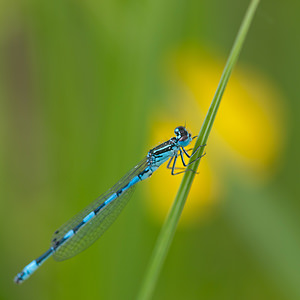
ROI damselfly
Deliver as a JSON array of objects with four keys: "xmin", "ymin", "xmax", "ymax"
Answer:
[{"xmin": 14, "ymin": 126, "xmax": 205, "ymax": 284}]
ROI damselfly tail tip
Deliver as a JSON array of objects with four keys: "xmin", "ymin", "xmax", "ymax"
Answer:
[{"xmin": 14, "ymin": 273, "xmax": 24, "ymax": 284}]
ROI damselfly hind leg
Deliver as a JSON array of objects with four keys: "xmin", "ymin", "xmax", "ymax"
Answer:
[
  {"xmin": 182, "ymin": 144, "xmax": 206, "ymax": 158},
  {"xmin": 167, "ymin": 153, "xmax": 198, "ymax": 175},
  {"xmin": 186, "ymin": 152, "xmax": 206, "ymax": 167},
  {"xmin": 166, "ymin": 152, "xmax": 186, "ymax": 172}
]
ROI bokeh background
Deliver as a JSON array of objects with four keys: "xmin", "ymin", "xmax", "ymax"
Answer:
[{"xmin": 1, "ymin": 0, "xmax": 299, "ymax": 299}]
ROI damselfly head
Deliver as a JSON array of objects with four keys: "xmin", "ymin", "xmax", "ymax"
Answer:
[{"xmin": 174, "ymin": 126, "xmax": 192, "ymax": 147}]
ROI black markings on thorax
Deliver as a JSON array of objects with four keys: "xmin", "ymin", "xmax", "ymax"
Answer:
[{"xmin": 150, "ymin": 140, "xmax": 175, "ymax": 157}]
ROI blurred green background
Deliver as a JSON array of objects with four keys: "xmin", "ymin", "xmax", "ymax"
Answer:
[{"xmin": 1, "ymin": 0, "xmax": 299, "ymax": 299}]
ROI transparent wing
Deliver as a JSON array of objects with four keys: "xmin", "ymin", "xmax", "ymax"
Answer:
[{"xmin": 51, "ymin": 157, "xmax": 148, "ymax": 261}]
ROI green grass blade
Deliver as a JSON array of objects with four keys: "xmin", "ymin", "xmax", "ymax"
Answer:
[{"xmin": 137, "ymin": 0, "xmax": 260, "ymax": 299}]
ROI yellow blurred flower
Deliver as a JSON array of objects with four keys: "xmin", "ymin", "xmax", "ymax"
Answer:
[{"xmin": 145, "ymin": 46, "xmax": 286, "ymax": 227}]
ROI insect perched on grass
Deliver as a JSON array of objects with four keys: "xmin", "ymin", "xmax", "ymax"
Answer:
[{"xmin": 14, "ymin": 126, "xmax": 205, "ymax": 284}]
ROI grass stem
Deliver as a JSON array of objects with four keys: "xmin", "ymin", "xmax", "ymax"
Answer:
[{"xmin": 137, "ymin": 1, "xmax": 260, "ymax": 299}]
